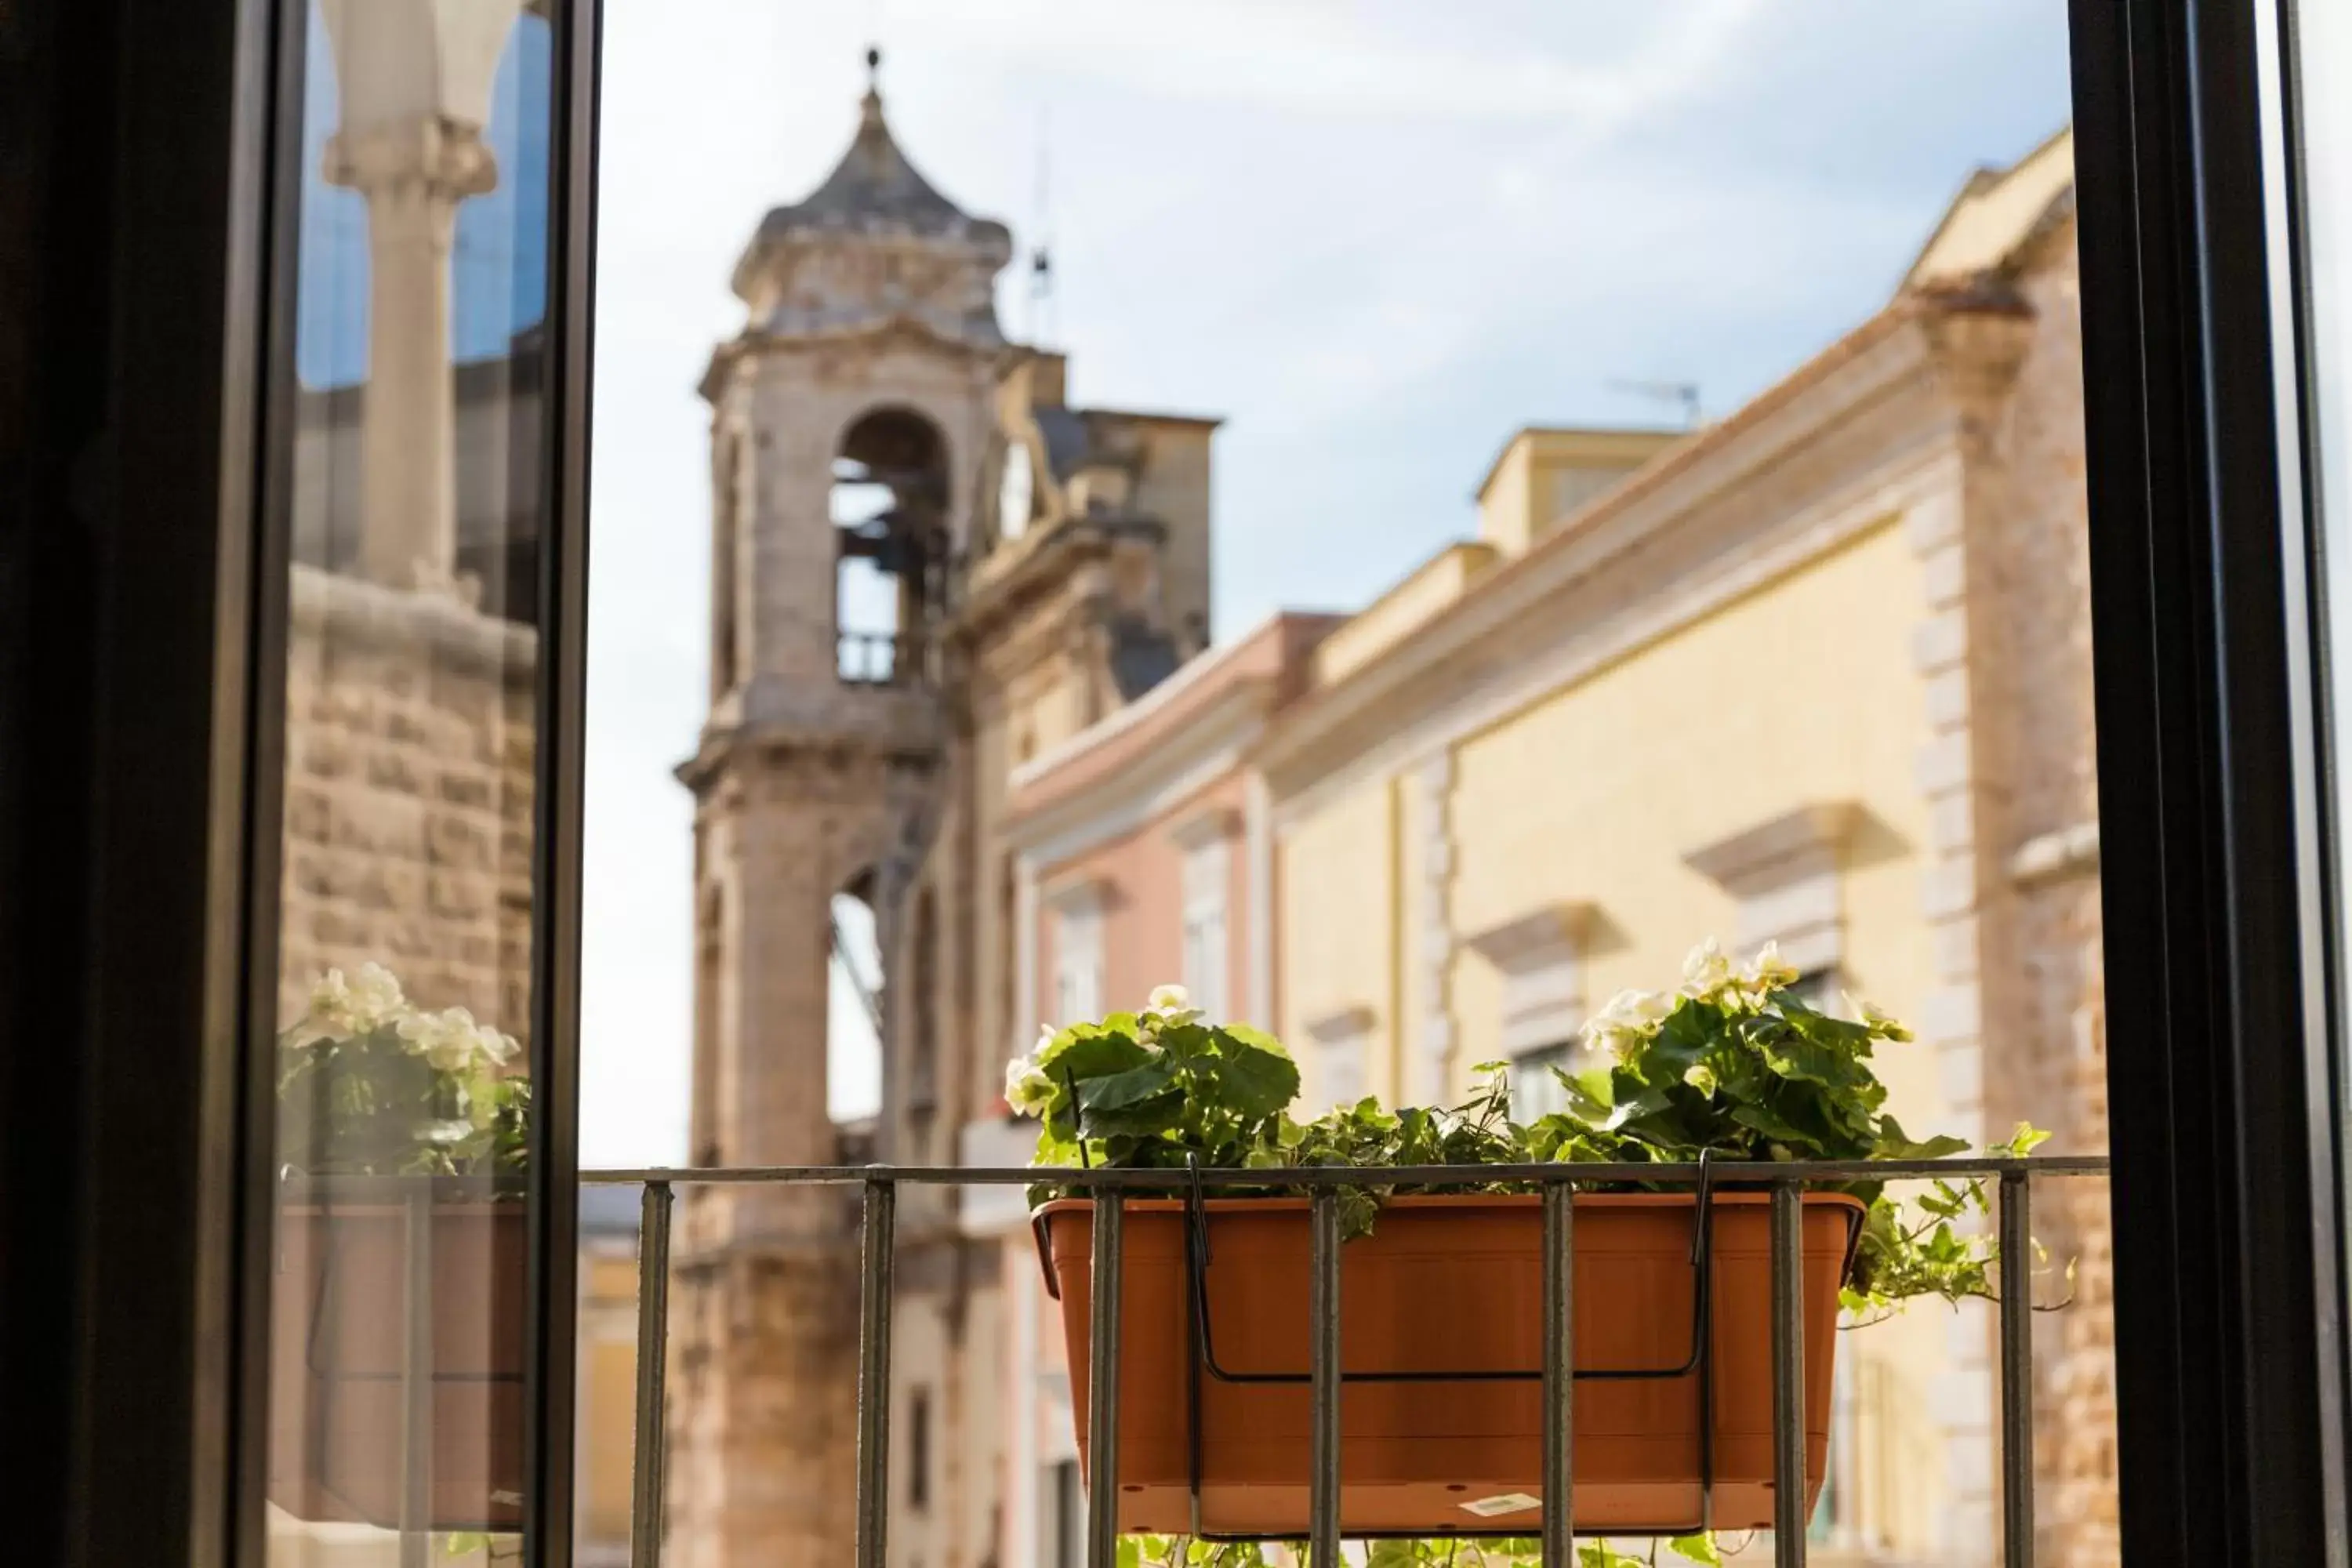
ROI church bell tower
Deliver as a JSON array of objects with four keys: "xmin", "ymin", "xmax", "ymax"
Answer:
[{"xmin": 668, "ymin": 52, "xmax": 1011, "ymax": 1566}]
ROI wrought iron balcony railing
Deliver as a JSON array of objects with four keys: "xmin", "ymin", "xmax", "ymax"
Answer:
[{"xmin": 580, "ymin": 1156, "xmax": 2111, "ymax": 1568}]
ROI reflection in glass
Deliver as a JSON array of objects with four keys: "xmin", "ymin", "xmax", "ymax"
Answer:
[{"xmin": 265, "ymin": 2, "xmax": 555, "ymax": 1563}]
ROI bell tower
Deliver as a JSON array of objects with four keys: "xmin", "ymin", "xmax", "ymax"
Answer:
[{"xmin": 669, "ymin": 51, "xmax": 1011, "ymax": 1567}]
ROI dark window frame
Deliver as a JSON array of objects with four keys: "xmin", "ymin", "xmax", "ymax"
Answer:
[
  {"xmin": 11, "ymin": 0, "xmax": 2350, "ymax": 1562},
  {"xmin": 2071, "ymin": 0, "xmax": 2352, "ymax": 1555}
]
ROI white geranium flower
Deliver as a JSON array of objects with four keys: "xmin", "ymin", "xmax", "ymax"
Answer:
[
  {"xmin": 1581, "ymin": 987, "xmax": 1671, "ymax": 1061},
  {"xmin": 397, "ymin": 1006, "xmax": 495, "ymax": 1074},
  {"xmin": 1142, "ymin": 983, "xmax": 1203, "ymax": 1027},
  {"xmin": 1680, "ymin": 938, "xmax": 1735, "ymax": 1001},
  {"xmin": 345, "ymin": 962, "xmax": 405, "ymax": 1028},
  {"xmin": 1845, "ymin": 993, "xmax": 1913, "ymax": 1040},
  {"xmin": 1003, "ymin": 1052, "xmax": 1054, "ymax": 1115},
  {"xmin": 476, "ymin": 1023, "xmax": 521, "ymax": 1068},
  {"xmin": 1745, "ymin": 941, "xmax": 1801, "ymax": 993},
  {"xmin": 291, "ymin": 962, "xmax": 411, "ymax": 1046}
]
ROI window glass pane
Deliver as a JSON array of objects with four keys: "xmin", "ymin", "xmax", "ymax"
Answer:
[
  {"xmin": 266, "ymin": 2, "xmax": 559, "ymax": 1561},
  {"xmin": 579, "ymin": 6, "xmax": 2114, "ymax": 1562}
]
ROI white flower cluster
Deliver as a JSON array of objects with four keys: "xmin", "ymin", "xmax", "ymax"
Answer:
[
  {"xmin": 288, "ymin": 961, "xmax": 520, "ymax": 1076},
  {"xmin": 1000, "ymin": 983, "xmax": 1201, "ymax": 1116},
  {"xmin": 1579, "ymin": 939, "xmax": 1806, "ymax": 1062}
]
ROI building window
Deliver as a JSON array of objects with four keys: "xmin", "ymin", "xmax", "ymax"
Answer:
[
  {"xmin": 908, "ymin": 1385, "xmax": 931, "ymax": 1512},
  {"xmin": 1181, "ymin": 837, "xmax": 1229, "ymax": 1020},
  {"xmin": 1051, "ymin": 1459, "xmax": 1083, "ymax": 1568},
  {"xmin": 909, "ymin": 887, "xmax": 938, "ymax": 1114},
  {"xmin": 1465, "ymin": 902, "xmax": 1594, "ymax": 1060},
  {"xmin": 1508, "ymin": 1043, "xmax": 1572, "ymax": 1120},
  {"xmin": 1682, "ymin": 802, "xmax": 1859, "ymax": 980},
  {"xmin": 1051, "ymin": 887, "xmax": 1105, "ymax": 1025}
]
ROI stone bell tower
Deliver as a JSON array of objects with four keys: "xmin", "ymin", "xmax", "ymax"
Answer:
[{"xmin": 667, "ymin": 51, "xmax": 1011, "ymax": 1568}]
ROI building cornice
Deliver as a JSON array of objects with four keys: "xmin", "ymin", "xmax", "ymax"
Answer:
[
  {"xmin": 1001, "ymin": 680, "xmax": 1268, "ymax": 869},
  {"xmin": 699, "ymin": 316, "xmax": 1019, "ymax": 403},
  {"xmin": 1258, "ymin": 293, "xmax": 2031, "ymax": 822}
]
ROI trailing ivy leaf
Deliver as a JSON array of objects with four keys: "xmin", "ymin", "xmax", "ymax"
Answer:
[
  {"xmin": 1875, "ymin": 1114, "xmax": 1971, "ymax": 1160},
  {"xmin": 1992, "ymin": 1120, "xmax": 2053, "ymax": 1156}
]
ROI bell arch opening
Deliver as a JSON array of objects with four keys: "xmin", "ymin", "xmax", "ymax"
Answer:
[
  {"xmin": 833, "ymin": 406, "xmax": 950, "ymax": 687},
  {"xmin": 828, "ymin": 868, "xmax": 885, "ymax": 1126}
]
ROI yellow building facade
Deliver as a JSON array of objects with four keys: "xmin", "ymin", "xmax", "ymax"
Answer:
[{"xmin": 1258, "ymin": 134, "xmax": 2105, "ymax": 1563}]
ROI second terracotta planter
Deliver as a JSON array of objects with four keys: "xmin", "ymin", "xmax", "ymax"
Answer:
[
  {"xmin": 1036, "ymin": 1190, "xmax": 1862, "ymax": 1537},
  {"xmin": 267, "ymin": 1194, "xmax": 528, "ymax": 1531}
]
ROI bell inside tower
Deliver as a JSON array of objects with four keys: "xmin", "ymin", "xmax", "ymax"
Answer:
[{"xmin": 832, "ymin": 406, "xmax": 950, "ymax": 686}]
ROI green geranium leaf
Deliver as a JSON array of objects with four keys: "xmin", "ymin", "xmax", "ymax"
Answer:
[
  {"xmin": 1213, "ymin": 1040, "xmax": 1301, "ymax": 1119},
  {"xmin": 1077, "ymin": 1058, "xmax": 1178, "ymax": 1113}
]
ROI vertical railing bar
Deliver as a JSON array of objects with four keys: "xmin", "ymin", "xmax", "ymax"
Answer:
[
  {"xmin": 1999, "ymin": 1171, "xmax": 2035, "ymax": 1568},
  {"xmin": 1086, "ymin": 1192, "xmax": 1126, "ymax": 1567},
  {"xmin": 1541, "ymin": 1179, "xmax": 1576, "ymax": 1567},
  {"xmin": 1310, "ymin": 1189, "xmax": 1344, "ymax": 1566},
  {"xmin": 856, "ymin": 1177, "xmax": 898, "ymax": 1568},
  {"xmin": 399, "ymin": 1183, "xmax": 434, "ymax": 1568},
  {"xmin": 630, "ymin": 1181, "xmax": 675, "ymax": 1568},
  {"xmin": 1771, "ymin": 1180, "xmax": 1807, "ymax": 1566}
]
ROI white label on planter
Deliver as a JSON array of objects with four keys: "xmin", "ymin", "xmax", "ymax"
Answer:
[{"xmin": 1461, "ymin": 1493, "xmax": 1541, "ymax": 1519}]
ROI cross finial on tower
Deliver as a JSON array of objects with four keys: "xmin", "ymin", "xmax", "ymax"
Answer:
[{"xmin": 859, "ymin": 45, "xmax": 885, "ymax": 125}]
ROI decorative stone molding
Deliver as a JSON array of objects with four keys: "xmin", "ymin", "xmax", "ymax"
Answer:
[
  {"xmin": 2009, "ymin": 820, "xmax": 2100, "ymax": 890},
  {"xmin": 1681, "ymin": 803, "xmax": 1858, "ymax": 978},
  {"xmin": 1041, "ymin": 873, "xmax": 1114, "ymax": 917},
  {"xmin": 1463, "ymin": 900, "xmax": 1595, "ymax": 1058},
  {"xmin": 1414, "ymin": 751, "xmax": 1459, "ymax": 1103},
  {"xmin": 1168, "ymin": 804, "xmax": 1241, "ymax": 851}
]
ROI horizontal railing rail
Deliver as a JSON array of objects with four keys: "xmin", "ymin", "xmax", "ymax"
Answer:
[{"xmin": 582, "ymin": 1157, "xmax": 2111, "ymax": 1568}]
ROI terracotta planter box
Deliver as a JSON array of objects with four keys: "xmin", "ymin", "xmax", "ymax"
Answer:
[
  {"xmin": 1037, "ymin": 1191, "xmax": 1862, "ymax": 1538},
  {"xmin": 267, "ymin": 1195, "xmax": 528, "ymax": 1531}
]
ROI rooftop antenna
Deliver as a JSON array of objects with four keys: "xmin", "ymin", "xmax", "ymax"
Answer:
[
  {"xmin": 1028, "ymin": 104, "xmax": 1057, "ymax": 347},
  {"xmin": 1609, "ymin": 378, "xmax": 1703, "ymax": 430}
]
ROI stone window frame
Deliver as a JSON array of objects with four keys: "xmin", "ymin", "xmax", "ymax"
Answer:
[
  {"xmin": 1463, "ymin": 900, "xmax": 1596, "ymax": 1075},
  {"xmin": 1045, "ymin": 878, "xmax": 1110, "ymax": 1028},
  {"xmin": 1171, "ymin": 806, "xmax": 1238, "ymax": 1020},
  {"xmin": 1681, "ymin": 802, "xmax": 1860, "ymax": 982}
]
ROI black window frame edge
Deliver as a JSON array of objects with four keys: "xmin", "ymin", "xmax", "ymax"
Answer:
[
  {"xmin": 2, "ymin": 0, "xmax": 291, "ymax": 1563},
  {"xmin": 1, "ymin": 0, "xmax": 599, "ymax": 1563},
  {"xmin": 2071, "ymin": 0, "xmax": 2351, "ymax": 1558}
]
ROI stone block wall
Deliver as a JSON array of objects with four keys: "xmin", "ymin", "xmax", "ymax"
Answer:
[
  {"xmin": 277, "ymin": 564, "xmax": 539, "ymax": 1040},
  {"xmin": 1977, "ymin": 225, "xmax": 2118, "ymax": 1568}
]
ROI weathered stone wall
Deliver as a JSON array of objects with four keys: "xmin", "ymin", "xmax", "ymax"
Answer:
[
  {"xmin": 277, "ymin": 564, "xmax": 538, "ymax": 1037},
  {"xmin": 1976, "ymin": 223, "xmax": 2118, "ymax": 1568},
  {"xmin": 668, "ymin": 1241, "xmax": 865, "ymax": 1568}
]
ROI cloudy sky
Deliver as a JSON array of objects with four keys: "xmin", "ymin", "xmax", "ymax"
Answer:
[{"xmin": 577, "ymin": 0, "xmax": 2074, "ymax": 1167}]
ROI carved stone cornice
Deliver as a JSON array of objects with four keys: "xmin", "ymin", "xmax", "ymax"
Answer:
[{"xmin": 1257, "ymin": 282, "xmax": 2052, "ymax": 818}]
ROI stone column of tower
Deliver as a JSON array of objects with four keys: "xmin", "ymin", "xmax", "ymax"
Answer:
[
  {"xmin": 668, "ymin": 54, "xmax": 1013, "ymax": 1568},
  {"xmin": 319, "ymin": 0, "xmax": 523, "ymax": 593}
]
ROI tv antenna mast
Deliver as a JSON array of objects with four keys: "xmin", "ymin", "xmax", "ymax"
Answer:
[
  {"xmin": 1027, "ymin": 106, "xmax": 1058, "ymax": 347},
  {"xmin": 1610, "ymin": 378, "xmax": 1703, "ymax": 430}
]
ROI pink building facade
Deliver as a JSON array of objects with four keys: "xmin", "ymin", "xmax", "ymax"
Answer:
[{"xmin": 964, "ymin": 613, "xmax": 1334, "ymax": 1568}]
